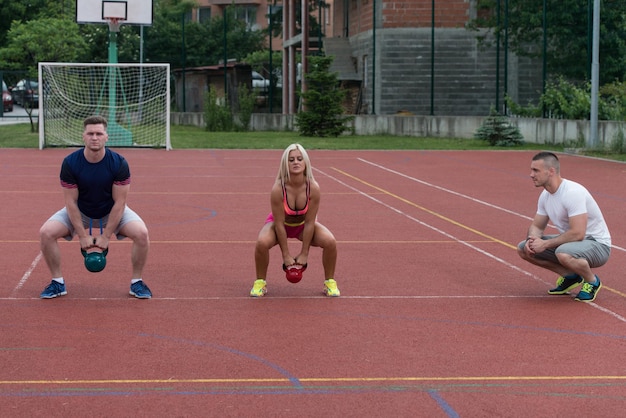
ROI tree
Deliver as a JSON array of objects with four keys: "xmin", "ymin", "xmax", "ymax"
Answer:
[
  {"xmin": 0, "ymin": 18, "xmax": 88, "ymax": 70},
  {"xmin": 143, "ymin": 0, "xmax": 195, "ymax": 64},
  {"xmin": 242, "ymin": 50, "xmax": 283, "ymax": 73},
  {"xmin": 0, "ymin": 0, "xmax": 49, "ymax": 46},
  {"xmin": 195, "ymin": 5, "xmax": 266, "ymax": 65},
  {"xmin": 78, "ymin": 24, "xmax": 141, "ymax": 64},
  {"xmin": 266, "ymin": 0, "xmax": 329, "ymax": 40},
  {"xmin": 296, "ymin": 55, "xmax": 353, "ymax": 137},
  {"xmin": 0, "ymin": 0, "xmax": 141, "ymax": 66},
  {"xmin": 468, "ymin": 0, "xmax": 626, "ymax": 84},
  {"xmin": 144, "ymin": 3, "xmax": 265, "ymax": 67}
]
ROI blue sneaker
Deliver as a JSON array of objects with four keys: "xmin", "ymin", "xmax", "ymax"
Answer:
[
  {"xmin": 129, "ymin": 280, "xmax": 152, "ymax": 299},
  {"xmin": 575, "ymin": 277, "xmax": 602, "ymax": 302},
  {"xmin": 40, "ymin": 280, "xmax": 67, "ymax": 299}
]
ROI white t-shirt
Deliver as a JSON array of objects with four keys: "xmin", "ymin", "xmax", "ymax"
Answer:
[{"xmin": 537, "ymin": 179, "xmax": 611, "ymax": 247}]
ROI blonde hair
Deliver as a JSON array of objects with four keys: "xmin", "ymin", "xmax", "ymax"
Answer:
[{"xmin": 277, "ymin": 143, "xmax": 315, "ymax": 183}]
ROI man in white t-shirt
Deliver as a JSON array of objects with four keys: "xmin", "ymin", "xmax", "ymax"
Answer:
[{"xmin": 517, "ymin": 152, "xmax": 611, "ymax": 302}]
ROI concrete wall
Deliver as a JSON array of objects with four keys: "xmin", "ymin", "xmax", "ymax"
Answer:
[{"xmin": 171, "ymin": 112, "xmax": 625, "ymax": 147}]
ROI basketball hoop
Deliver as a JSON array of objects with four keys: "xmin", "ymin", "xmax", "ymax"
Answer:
[{"xmin": 106, "ymin": 17, "xmax": 124, "ymax": 33}]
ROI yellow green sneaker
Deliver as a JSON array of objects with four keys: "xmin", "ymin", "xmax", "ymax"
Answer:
[
  {"xmin": 574, "ymin": 277, "xmax": 602, "ymax": 302},
  {"xmin": 250, "ymin": 279, "xmax": 267, "ymax": 297},
  {"xmin": 323, "ymin": 279, "xmax": 340, "ymax": 297}
]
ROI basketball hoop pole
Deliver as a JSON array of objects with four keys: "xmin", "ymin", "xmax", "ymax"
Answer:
[
  {"xmin": 104, "ymin": 17, "xmax": 133, "ymax": 146},
  {"xmin": 107, "ymin": 18, "xmax": 119, "ymax": 128},
  {"xmin": 107, "ymin": 19, "xmax": 120, "ymax": 64}
]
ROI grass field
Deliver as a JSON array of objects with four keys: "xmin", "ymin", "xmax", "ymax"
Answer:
[
  {"xmin": 0, "ymin": 122, "xmax": 567, "ymax": 152},
  {"xmin": 3, "ymin": 121, "xmax": 626, "ymax": 162}
]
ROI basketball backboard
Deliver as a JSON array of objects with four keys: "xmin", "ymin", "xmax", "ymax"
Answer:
[{"xmin": 76, "ymin": 0, "xmax": 153, "ymax": 26}]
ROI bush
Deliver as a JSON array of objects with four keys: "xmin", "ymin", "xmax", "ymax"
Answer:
[
  {"xmin": 599, "ymin": 81, "xmax": 626, "ymax": 121},
  {"xmin": 507, "ymin": 77, "xmax": 626, "ymax": 121},
  {"xmin": 475, "ymin": 107, "xmax": 524, "ymax": 146},
  {"xmin": 236, "ymin": 84, "xmax": 256, "ymax": 131},
  {"xmin": 204, "ymin": 86, "xmax": 233, "ymax": 132},
  {"xmin": 540, "ymin": 77, "xmax": 590, "ymax": 120}
]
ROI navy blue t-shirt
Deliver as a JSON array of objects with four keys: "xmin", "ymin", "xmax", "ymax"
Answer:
[{"xmin": 60, "ymin": 148, "xmax": 131, "ymax": 219}]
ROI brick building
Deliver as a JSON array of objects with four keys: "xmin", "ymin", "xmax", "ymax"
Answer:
[
  {"xmin": 188, "ymin": 0, "xmax": 542, "ymax": 116},
  {"xmin": 327, "ymin": 0, "xmax": 542, "ymax": 115}
]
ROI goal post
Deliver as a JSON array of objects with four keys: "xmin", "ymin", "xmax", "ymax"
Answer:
[{"xmin": 39, "ymin": 62, "xmax": 171, "ymax": 149}]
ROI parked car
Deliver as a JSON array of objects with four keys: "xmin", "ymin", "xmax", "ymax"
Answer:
[
  {"xmin": 12, "ymin": 79, "xmax": 39, "ymax": 108},
  {"xmin": 252, "ymin": 71, "xmax": 270, "ymax": 91},
  {"xmin": 2, "ymin": 80, "xmax": 12, "ymax": 112},
  {"xmin": 252, "ymin": 70, "xmax": 284, "ymax": 92}
]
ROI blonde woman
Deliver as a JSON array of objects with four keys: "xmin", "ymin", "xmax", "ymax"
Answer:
[{"xmin": 251, "ymin": 144, "xmax": 340, "ymax": 297}]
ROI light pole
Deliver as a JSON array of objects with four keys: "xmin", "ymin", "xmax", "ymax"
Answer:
[{"xmin": 588, "ymin": 0, "xmax": 600, "ymax": 147}]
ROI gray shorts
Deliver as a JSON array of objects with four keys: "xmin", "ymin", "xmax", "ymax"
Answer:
[
  {"xmin": 48, "ymin": 206, "xmax": 143, "ymax": 241},
  {"xmin": 517, "ymin": 234, "xmax": 611, "ymax": 268}
]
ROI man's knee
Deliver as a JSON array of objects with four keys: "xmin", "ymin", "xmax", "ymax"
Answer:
[
  {"xmin": 555, "ymin": 251, "xmax": 581, "ymax": 266},
  {"xmin": 134, "ymin": 227, "xmax": 150, "ymax": 246},
  {"xmin": 40, "ymin": 221, "xmax": 68, "ymax": 242},
  {"xmin": 517, "ymin": 241, "xmax": 529, "ymax": 260},
  {"xmin": 123, "ymin": 222, "xmax": 149, "ymax": 245}
]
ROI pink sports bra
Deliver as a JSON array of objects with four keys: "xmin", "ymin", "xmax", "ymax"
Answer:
[{"xmin": 283, "ymin": 182, "xmax": 310, "ymax": 216}]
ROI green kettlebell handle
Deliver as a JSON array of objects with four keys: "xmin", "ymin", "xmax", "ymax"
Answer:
[{"xmin": 81, "ymin": 247, "xmax": 109, "ymax": 257}]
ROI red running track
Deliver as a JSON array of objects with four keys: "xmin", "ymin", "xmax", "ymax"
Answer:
[{"xmin": 1, "ymin": 148, "xmax": 625, "ymax": 417}]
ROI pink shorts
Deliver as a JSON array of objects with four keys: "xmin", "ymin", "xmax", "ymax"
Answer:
[{"xmin": 265, "ymin": 213, "xmax": 305, "ymax": 239}]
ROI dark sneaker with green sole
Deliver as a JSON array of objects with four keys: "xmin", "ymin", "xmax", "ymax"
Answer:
[{"xmin": 548, "ymin": 275, "xmax": 583, "ymax": 295}]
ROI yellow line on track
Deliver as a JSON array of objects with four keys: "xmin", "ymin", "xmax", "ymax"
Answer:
[
  {"xmin": 1, "ymin": 375, "xmax": 625, "ymax": 385},
  {"xmin": 331, "ymin": 167, "xmax": 626, "ymax": 299},
  {"xmin": 332, "ymin": 167, "xmax": 517, "ymax": 250}
]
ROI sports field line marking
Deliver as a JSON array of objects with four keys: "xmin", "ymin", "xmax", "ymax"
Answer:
[
  {"xmin": 358, "ymin": 158, "xmax": 535, "ymax": 220},
  {"xmin": 0, "ymin": 347, "xmax": 68, "ymax": 351},
  {"xmin": 4, "ymin": 294, "xmax": 625, "ymax": 322},
  {"xmin": 11, "ymin": 252, "xmax": 42, "ymax": 298},
  {"xmin": 0, "ymin": 239, "xmax": 496, "ymax": 244},
  {"xmin": 0, "ymin": 295, "xmax": 556, "ymax": 301},
  {"xmin": 319, "ymin": 167, "xmax": 626, "ymax": 319},
  {"xmin": 2, "ymin": 375, "xmax": 625, "ymax": 386},
  {"xmin": 319, "ymin": 166, "xmax": 542, "ymax": 276},
  {"xmin": 358, "ymin": 158, "xmax": 626, "ymax": 254},
  {"xmin": 0, "ymin": 190, "xmax": 57, "ymax": 194},
  {"xmin": 331, "ymin": 167, "xmax": 518, "ymax": 250},
  {"xmin": 345, "ymin": 161, "xmax": 626, "ymax": 300},
  {"xmin": 134, "ymin": 191, "xmax": 268, "ymax": 195}
]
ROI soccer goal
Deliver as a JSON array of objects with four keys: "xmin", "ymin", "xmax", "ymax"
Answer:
[{"xmin": 39, "ymin": 62, "xmax": 171, "ymax": 149}]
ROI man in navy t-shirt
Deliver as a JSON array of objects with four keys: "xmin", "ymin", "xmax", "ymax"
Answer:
[{"xmin": 39, "ymin": 116, "xmax": 152, "ymax": 299}]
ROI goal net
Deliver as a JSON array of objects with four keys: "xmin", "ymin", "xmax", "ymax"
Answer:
[{"xmin": 39, "ymin": 62, "xmax": 171, "ymax": 149}]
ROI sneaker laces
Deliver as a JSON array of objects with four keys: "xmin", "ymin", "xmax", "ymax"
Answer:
[
  {"xmin": 580, "ymin": 282, "xmax": 594, "ymax": 293},
  {"xmin": 131, "ymin": 281, "xmax": 151, "ymax": 294},
  {"xmin": 324, "ymin": 279, "xmax": 340, "ymax": 296},
  {"xmin": 48, "ymin": 281, "xmax": 63, "ymax": 291},
  {"xmin": 250, "ymin": 279, "xmax": 267, "ymax": 296}
]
